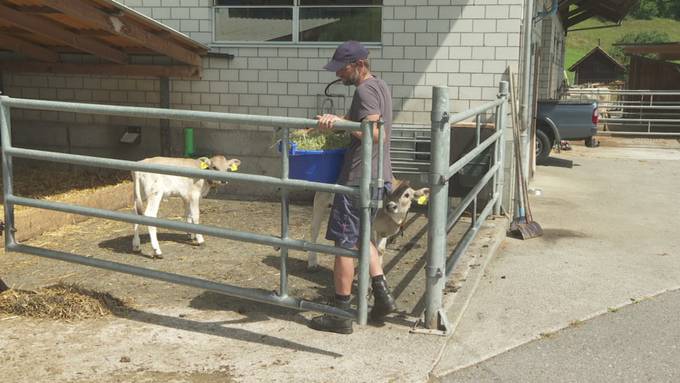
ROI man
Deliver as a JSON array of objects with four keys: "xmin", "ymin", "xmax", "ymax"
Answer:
[{"xmin": 309, "ymin": 41, "xmax": 397, "ymax": 334}]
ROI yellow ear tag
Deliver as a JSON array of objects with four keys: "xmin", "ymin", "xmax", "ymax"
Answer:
[
  {"xmin": 200, "ymin": 160, "xmax": 209, "ymax": 170},
  {"xmin": 230, "ymin": 163, "xmax": 239, "ymax": 172},
  {"xmin": 417, "ymin": 195, "xmax": 429, "ymax": 205}
]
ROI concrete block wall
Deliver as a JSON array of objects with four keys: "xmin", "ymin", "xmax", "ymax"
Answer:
[
  {"xmin": 117, "ymin": 0, "xmax": 524, "ymax": 121},
  {"xmin": 2, "ymin": 0, "xmax": 527, "ymax": 199},
  {"xmin": 538, "ymin": 14, "xmax": 566, "ymax": 100}
]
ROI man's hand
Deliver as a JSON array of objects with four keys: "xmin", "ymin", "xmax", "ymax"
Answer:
[{"xmin": 316, "ymin": 114, "xmax": 342, "ymax": 132}]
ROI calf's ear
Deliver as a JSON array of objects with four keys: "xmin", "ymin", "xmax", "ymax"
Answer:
[
  {"xmin": 414, "ymin": 188, "xmax": 430, "ymax": 197},
  {"xmin": 414, "ymin": 188, "xmax": 430, "ymax": 205},
  {"xmin": 226, "ymin": 158, "xmax": 241, "ymax": 172},
  {"xmin": 198, "ymin": 157, "xmax": 211, "ymax": 170}
]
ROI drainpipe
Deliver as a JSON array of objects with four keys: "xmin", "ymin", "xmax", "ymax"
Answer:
[
  {"xmin": 520, "ymin": 0, "xmax": 535, "ymax": 181},
  {"xmin": 534, "ymin": 0, "xmax": 558, "ymax": 23}
]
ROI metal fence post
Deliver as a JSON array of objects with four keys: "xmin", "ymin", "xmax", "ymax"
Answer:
[
  {"xmin": 425, "ymin": 86, "xmax": 450, "ymax": 330},
  {"xmin": 279, "ymin": 127, "xmax": 290, "ymax": 298},
  {"xmin": 494, "ymin": 81, "xmax": 508, "ymax": 216},
  {"xmin": 0, "ymin": 99, "xmax": 16, "ymax": 246},
  {"xmin": 357, "ymin": 119, "xmax": 373, "ymax": 325}
]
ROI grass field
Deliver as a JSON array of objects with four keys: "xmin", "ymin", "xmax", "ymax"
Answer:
[{"xmin": 565, "ymin": 17, "xmax": 680, "ymax": 83}]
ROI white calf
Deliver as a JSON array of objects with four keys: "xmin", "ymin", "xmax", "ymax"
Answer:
[
  {"xmin": 131, "ymin": 155, "xmax": 241, "ymax": 258},
  {"xmin": 305, "ymin": 180, "xmax": 429, "ymax": 270}
]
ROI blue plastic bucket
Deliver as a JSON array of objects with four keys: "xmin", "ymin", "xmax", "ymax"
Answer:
[{"xmin": 281, "ymin": 142, "xmax": 346, "ymax": 184}]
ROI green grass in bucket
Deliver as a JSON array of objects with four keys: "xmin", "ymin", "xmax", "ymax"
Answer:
[{"xmin": 290, "ymin": 129, "xmax": 351, "ymax": 151}]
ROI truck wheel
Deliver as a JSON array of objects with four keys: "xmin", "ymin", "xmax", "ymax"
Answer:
[
  {"xmin": 585, "ymin": 136, "xmax": 600, "ymax": 148},
  {"xmin": 536, "ymin": 130, "xmax": 551, "ymax": 162}
]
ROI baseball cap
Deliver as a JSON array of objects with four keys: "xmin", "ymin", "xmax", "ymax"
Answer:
[{"xmin": 323, "ymin": 41, "xmax": 369, "ymax": 72}]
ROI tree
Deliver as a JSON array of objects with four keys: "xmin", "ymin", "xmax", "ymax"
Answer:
[
  {"xmin": 629, "ymin": 0, "xmax": 680, "ymax": 20},
  {"xmin": 630, "ymin": 0, "xmax": 659, "ymax": 19}
]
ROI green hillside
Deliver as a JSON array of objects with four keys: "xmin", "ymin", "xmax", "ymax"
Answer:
[{"xmin": 565, "ymin": 17, "xmax": 680, "ymax": 83}]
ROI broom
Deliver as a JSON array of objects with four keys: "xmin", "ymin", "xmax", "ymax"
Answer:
[{"xmin": 507, "ymin": 71, "xmax": 543, "ymax": 239}]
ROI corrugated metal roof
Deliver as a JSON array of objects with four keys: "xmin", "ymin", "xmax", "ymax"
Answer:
[
  {"xmin": 560, "ymin": 0, "xmax": 641, "ymax": 29},
  {"xmin": 0, "ymin": 0, "xmax": 208, "ymax": 78}
]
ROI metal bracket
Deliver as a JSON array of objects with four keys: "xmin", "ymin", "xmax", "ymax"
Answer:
[
  {"xmin": 410, "ymin": 308, "xmax": 451, "ymax": 336},
  {"xmin": 425, "ymin": 265, "xmax": 444, "ymax": 278},
  {"xmin": 429, "ymin": 172, "xmax": 447, "ymax": 186},
  {"xmin": 431, "ymin": 111, "xmax": 450, "ymax": 128}
]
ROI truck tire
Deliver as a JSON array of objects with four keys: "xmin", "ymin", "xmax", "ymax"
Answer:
[
  {"xmin": 536, "ymin": 129, "xmax": 551, "ymax": 162},
  {"xmin": 585, "ymin": 136, "xmax": 600, "ymax": 148}
]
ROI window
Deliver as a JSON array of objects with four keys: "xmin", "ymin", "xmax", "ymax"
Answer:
[{"xmin": 214, "ymin": 0, "xmax": 382, "ymax": 44}]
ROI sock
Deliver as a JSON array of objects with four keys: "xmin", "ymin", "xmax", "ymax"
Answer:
[
  {"xmin": 334, "ymin": 294, "xmax": 351, "ymax": 303},
  {"xmin": 371, "ymin": 275, "xmax": 386, "ymax": 285}
]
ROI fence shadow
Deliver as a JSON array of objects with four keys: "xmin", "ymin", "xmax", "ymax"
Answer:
[
  {"xmin": 99, "ymin": 233, "xmax": 196, "ymax": 258},
  {"xmin": 114, "ymin": 304, "xmax": 341, "ymax": 357}
]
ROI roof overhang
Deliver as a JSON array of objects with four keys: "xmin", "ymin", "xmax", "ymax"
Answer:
[
  {"xmin": 0, "ymin": 0, "xmax": 209, "ymax": 78},
  {"xmin": 559, "ymin": 0, "xmax": 640, "ymax": 30},
  {"xmin": 620, "ymin": 42, "xmax": 680, "ymax": 61}
]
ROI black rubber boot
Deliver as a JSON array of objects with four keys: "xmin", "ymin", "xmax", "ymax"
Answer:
[
  {"xmin": 370, "ymin": 276, "xmax": 397, "ymax": 321},
  {"xmin": 309, "ymin": 297, "xmax": 353, "ymax": 334}
]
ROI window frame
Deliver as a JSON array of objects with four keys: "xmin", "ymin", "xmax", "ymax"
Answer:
[{"xmin": 211, "ymin": 0, "xmax": 383, "ymax": 47}]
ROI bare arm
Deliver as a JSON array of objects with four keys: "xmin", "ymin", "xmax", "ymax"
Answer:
[
  {"xmin": 316, "ymin": 113, "xmax": 382, "ymax": 144},
  {"xmin": 350, "ymin": 114, "xmax": 381, "ymax": 144}
]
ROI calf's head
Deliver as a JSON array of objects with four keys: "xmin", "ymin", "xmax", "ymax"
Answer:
[
  {"xmin": 200, "ymin": 156, "xmax": 241, "ymax": 184},
  {"xmin": 384, "ymin": 180, "xmax": 430, "ymax": 215}
]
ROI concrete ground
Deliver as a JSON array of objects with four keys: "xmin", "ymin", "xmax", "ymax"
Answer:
[
  {"xmin": 1, "ymin": 136, "xmax": 678, "ymax": 382},
  {"xmin": 430, "ymin": 136, "xmax": 680, "ymax": 381},
  {"xmin": 441, "ymin": 289, "xmax": 680, "ymax": 382}
]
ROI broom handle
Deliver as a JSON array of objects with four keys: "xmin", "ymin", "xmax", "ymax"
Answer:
[{"xmin": 509, "ymin": 77, "xmax": 526, "ymax": 218}]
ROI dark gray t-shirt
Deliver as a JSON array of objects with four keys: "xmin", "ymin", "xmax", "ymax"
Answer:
[{"xmin": 338, "ymin": 76, "xmax": 393, "ymax": 186}]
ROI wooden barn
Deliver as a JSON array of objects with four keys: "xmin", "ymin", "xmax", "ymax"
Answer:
[
  {"xmin": 568, "ymin": 46, "xmax": 626, "ymax": 85},
  {"xmin": 623, "ymin": 43, "xmax": 680, "ymax": 90}
]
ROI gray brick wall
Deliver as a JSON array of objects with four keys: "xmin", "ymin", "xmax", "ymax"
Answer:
[{"xmin": 538, "ymin": 13, "xmax": 566, "ymax": 100}]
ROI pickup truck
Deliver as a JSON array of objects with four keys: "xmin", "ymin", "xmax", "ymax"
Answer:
[{"xmin": 535, "ymin": 99, "xmax": 599, "ymax": 161}]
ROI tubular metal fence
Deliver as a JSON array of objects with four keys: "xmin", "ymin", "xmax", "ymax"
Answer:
[
  {"xmin": 1, "ymin": 81, "xmax": 508, "ymax": 333},
  {"xmin": 420, "ymin": 82, "xmax": 507, "ymax": 333},
  {"xmin": 565, "ymin": 88, "xmax": 680, "ymax": 137}
]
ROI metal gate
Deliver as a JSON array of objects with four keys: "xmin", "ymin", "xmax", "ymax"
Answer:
[
  {"xmin": 418, "ymin": 83, "xmax": 508, "ymax": 333},
  {"xmin": 566, "ymin": 88, "xmax": 680, "ymax": 136},
  {"xmin": 0, "ymin": 96, "xmax": 379, "ymax": 324}
]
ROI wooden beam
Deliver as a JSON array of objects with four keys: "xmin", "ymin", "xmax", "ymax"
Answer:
[
  {"xmin": 0, "ymin": 34, "xmax": 59, "ymax": 62},
  {"xmin": 623, "ymin": 44, "xmax": 680, "ymax": 55},
  {"xmin": 42, "ymin": 0, "xmax": 203, "ymax": 66},
  {"xmin": 0, "ymin": 3, "xmax": 128, "ymax": 64},
  {"xmin": 567, "ymin": 10, "xmax": 594, "ymax": 28},
  {"xmin": 7, "ymin": 5, "xmax": 59, "ymax": 14},
  {"xmin": 0, "ymin": 61, "xmax": 201, "ymax": 79},
  {"xmin": 657, "ymin": 53, "xmax": 680, "ymax": 60}
]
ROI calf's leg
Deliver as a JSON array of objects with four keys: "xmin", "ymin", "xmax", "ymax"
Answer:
[
  {"xmin": 144, "ymin": 193, "xmax": 164, "ymax": 258},
  {"xmin": 307, "ymin": 192, "xmax": 332, "ymax": 271},
  {"xmin": 184, "ymin": 198, "xmax": 196, "ymax": 241},
  {"xmin": 189, "ymin": 199, "xmax": 205, "ymax": 245}
]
